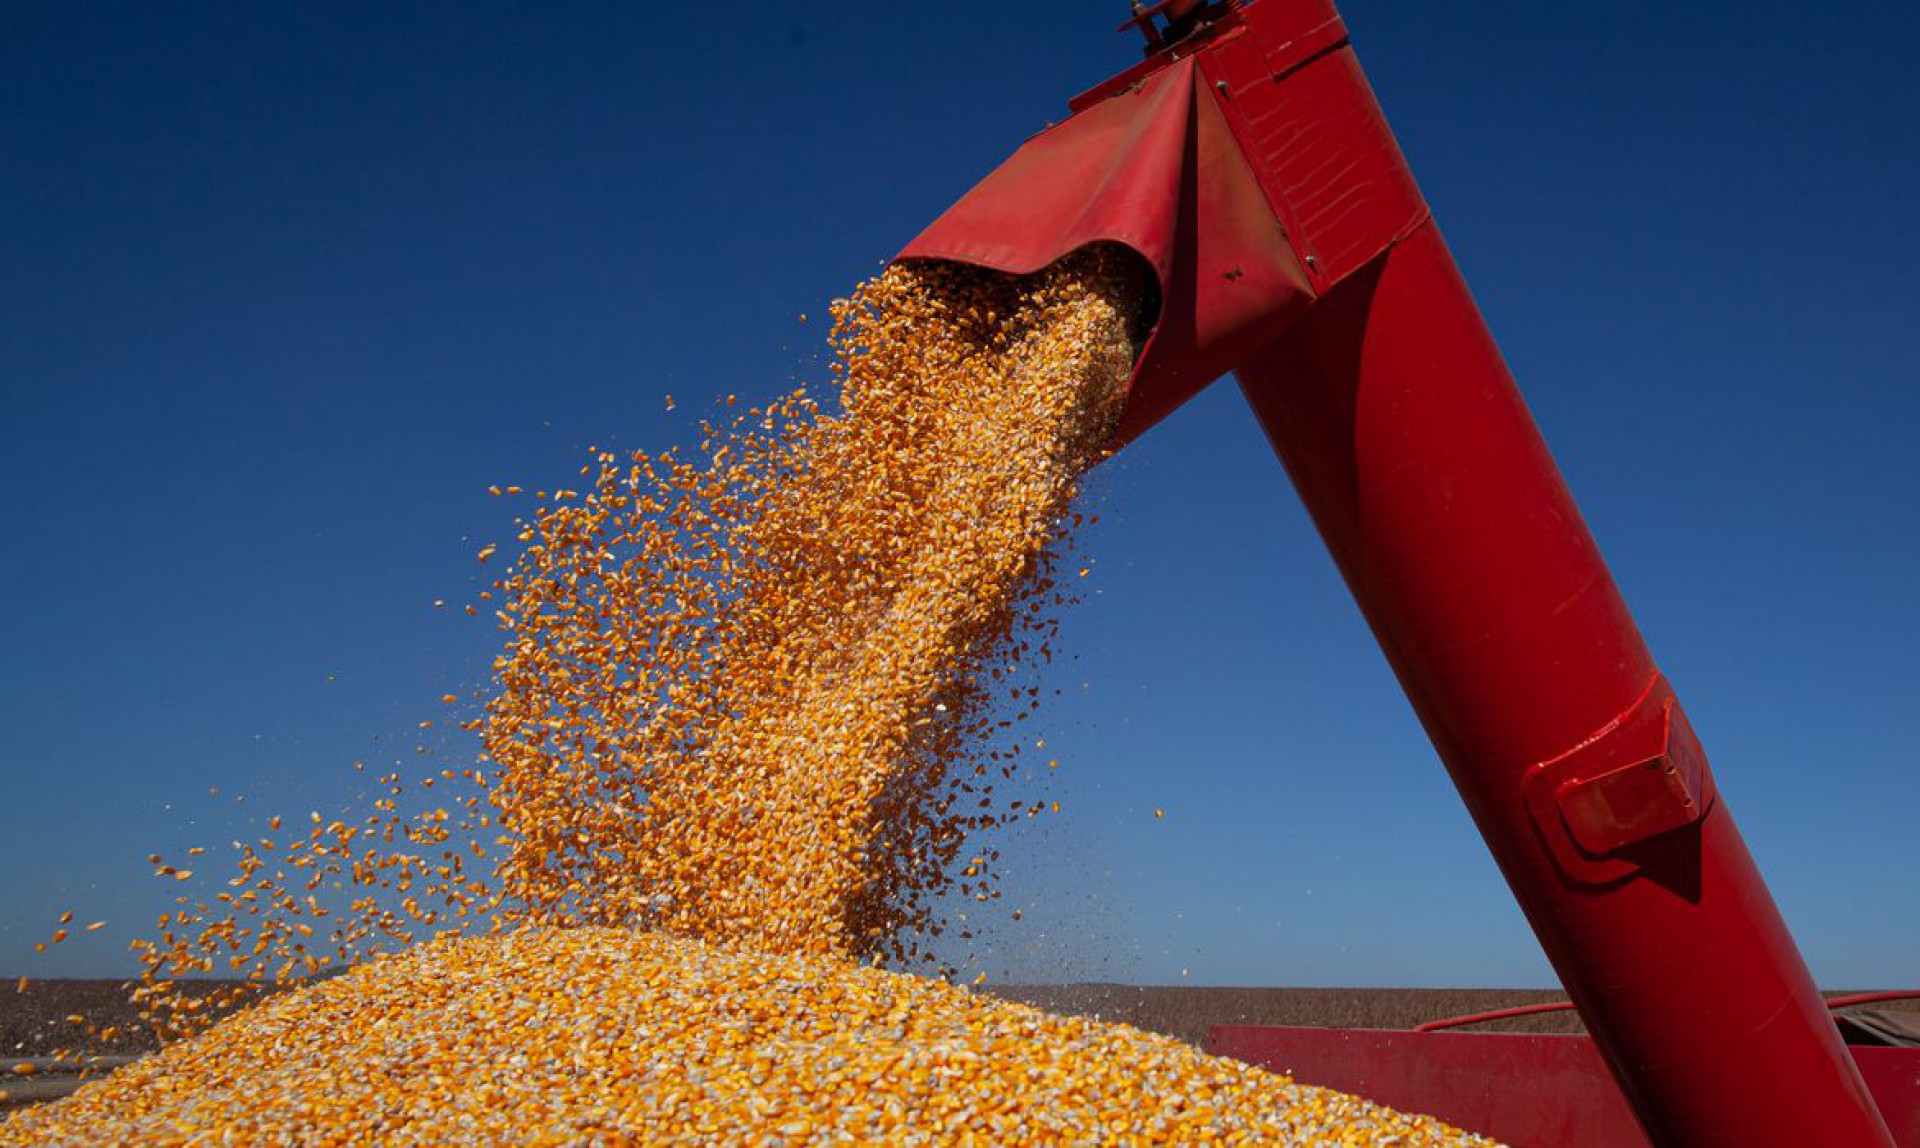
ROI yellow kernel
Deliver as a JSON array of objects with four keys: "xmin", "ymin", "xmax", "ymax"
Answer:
[{"xmin": 5, "ymin": 253, "xmax": 1484, "ymax": 1147}]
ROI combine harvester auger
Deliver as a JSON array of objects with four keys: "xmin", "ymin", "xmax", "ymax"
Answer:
[{"xmin": 898, "ymin": 2, "xmax": 1916, "ymax": 1145}]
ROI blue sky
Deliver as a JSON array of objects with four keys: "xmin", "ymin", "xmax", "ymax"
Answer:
[{"xmin": 3, "ymin": 1, "xmax": 1916, "ymax": 988}]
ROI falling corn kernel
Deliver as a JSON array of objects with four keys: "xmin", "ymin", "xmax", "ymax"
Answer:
[{"xmin": 12, "ymin": 251, "xmax": 1491, "ymax": 1144}]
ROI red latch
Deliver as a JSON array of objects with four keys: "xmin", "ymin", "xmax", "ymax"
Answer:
[
  {"xmin": 1553, "ymin": 703, "xmax": 1709, "ymax": 857},
  {"xmin": 1522, "ymin": 676, "xmax": 1717, "ymax": 884}
]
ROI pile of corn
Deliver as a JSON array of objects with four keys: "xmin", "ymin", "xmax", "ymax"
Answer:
[
  {"xmin": 3, "ymin": 929, "xmax": 1490, "ymax": 1145},
  {"xmin": 9, "ymin": 250, "xmax": 1495, "ymax": 1143}
]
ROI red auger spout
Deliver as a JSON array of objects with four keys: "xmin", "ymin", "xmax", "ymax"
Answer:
[{"xmin": 900, "ymin": 2, "xmax": 1897, "ymax": 1144}]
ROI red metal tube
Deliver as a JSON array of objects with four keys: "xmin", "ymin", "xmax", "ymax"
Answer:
[
  {"xmin": 1829, "ymin": 992, "xmax": 1920, "ymax": 1011},
  {"xmin": 1413, "ymin": 1002, "xmax": 1579, "ymax": 1034},
  {"xmin": 1415, "ymin": 990, "xmax": 1920, "ymax": 1033},
  {"xmin": 901, "ymin": 0, "xmax": 1896, "ymax": 1139},
  {"xmin": 1234, "ymin": 219, "xmax": 1892, "ymax": 1146}
]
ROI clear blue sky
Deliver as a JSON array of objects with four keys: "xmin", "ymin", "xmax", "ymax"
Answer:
[{"xmin": 4, "ymin": 2, "xmax": 1916, "ymax": 988}]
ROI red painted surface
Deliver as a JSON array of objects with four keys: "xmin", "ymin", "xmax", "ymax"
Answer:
[
  {"xmin": 1415, "ymin": 1001, "xmax": 1580, "ymax": 1034},
  {"xmin": 898, "ymin": 0, "xmax": 1896, "ymax": 1142},
  {"xmin": 900, "ymin": 53, "xmax": 1312, "ymax": 444},
  {"xmin": 1210, "ymin": 1025, "xmax": 1920, "ymax": 1148},
  {"xmin": 1234, "ymin": 220, "xmax": 1887, "ymax": 1147},
  {"xmin": 1834, "ymin": 993, "xmax": 1920, "ymax": 1010},
  {"xmin": 1415, "ymin": 989, "xmax": 1920, "ymax": 1033}
]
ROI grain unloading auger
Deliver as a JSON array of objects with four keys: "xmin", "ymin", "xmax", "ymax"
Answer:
[{"xmin": 899, "ymin": 2, "xmax": 1900, "ymax": 1145}]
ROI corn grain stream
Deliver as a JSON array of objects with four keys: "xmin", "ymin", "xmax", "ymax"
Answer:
[{"xmin": 4, "ymin": 250, "xmax": 1495, "ymax": 1145}]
